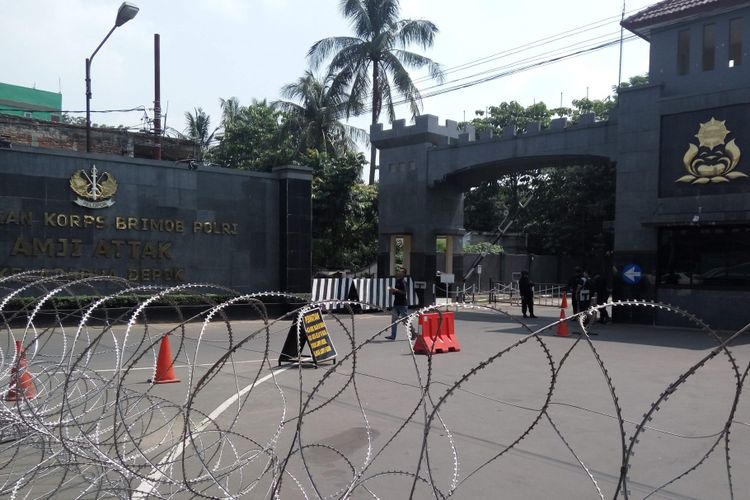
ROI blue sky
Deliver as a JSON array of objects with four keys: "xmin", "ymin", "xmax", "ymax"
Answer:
[{"xmin": 4, "ymin": 0, "xmax": 654, "ymax": 173}]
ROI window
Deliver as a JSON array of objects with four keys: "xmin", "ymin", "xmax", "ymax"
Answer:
[
  {"xmin": 703, "ymin": 23, "xmax": 715, "ymax": 71},
  {"xmin": 658, "ymin": 226, "xmax": 750, "ymax": 288},
  {"xmin": 23, "ymin": 112, "xmax": 32, "ymax": 118},
  {"xmin": 389, "ymin": 235, "xmax": 411, "ymax": 275},
  {"xmin": 678, "ymin": 29, "xmax": 691, "ymax": 75},
  {"xmin": 729, "ymin": 18, "xmax": 743, "ymax": 67}
]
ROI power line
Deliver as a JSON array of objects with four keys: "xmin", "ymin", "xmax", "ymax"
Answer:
[
  {"xmin": 410, "ymin": 8, "xmax": 644, "ymax": 85},
  {"xmin": 358, "ymin": 34, "xmax": 638, "ymax": 114},
  {"xmin": 346, "ymin": 6, "xmax": 646, "ymax": 115},
  {"xmin": 0, "ymin": 106, "xmax": 146, "ymax": 114},
  {"xmin": 415, "ymin": 30, "xmax": 628, "ymax": 95}
]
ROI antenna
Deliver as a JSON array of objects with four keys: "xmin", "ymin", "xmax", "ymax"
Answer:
[
  {"xmin": 618, "ymin": 1, "xmax": 626, "ymax": 89},
  {"xmin": 163, "ymin": 101, "xmax": 169, "ymax": 135}
]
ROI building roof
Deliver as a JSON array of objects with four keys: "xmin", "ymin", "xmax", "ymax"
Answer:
[{"xmin": 623, "ymin": 0, "xmax": 749, "ymax": 39}]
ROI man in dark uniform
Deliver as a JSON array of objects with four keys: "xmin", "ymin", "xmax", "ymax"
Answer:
[
  {"xmin": 519, "ymin": 270, "xmax": 536, "ymax": 318},
  {"xmin": 568, "ymin": 267, "xmax": 584, "ymax": 315},
  {"xmin": 386, "ymin": 268, "xmax": 408, "ymax": 340}
]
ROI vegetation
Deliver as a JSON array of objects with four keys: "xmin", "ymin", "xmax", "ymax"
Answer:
[
  {"xmin": 462, "ymin": 78, "xmax": 649, "ymax": 258},
  {"xmin": 61, "ymin": 113, "xmax": 126, "ymax": 129},
  {"xmin": 178, "ymin": 0, "xmax": 646, "ymax": 277},
  {"xmin": 273, "ymin": 71, "xmax": 367, "ymax": 157},
  {"xmin": 307, "ymin": 150, "xmax": 378, "ymax": 272},
  {"xmin": 184, "ymin": 107, "xmax": 216, "ymax": 159},
  {"xmin": 463, "ymin": 242, "xmax": 503, "ymax": 255},
  {"xmin": 308, "ymin": 0, "xmax": 444, "ymax": 184},
  {"xmin": 209, "ymin": 99, "xmax": 296, "ymax": 171}
]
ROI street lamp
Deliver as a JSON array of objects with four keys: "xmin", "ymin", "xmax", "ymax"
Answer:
[{"xmin": 85, "ymin": 2, "xmax": 139, "ymax": 152}]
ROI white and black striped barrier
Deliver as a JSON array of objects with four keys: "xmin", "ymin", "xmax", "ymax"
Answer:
[{"xmin": 311, "ymin": 277, "xmax": 419, "ymax": 311}]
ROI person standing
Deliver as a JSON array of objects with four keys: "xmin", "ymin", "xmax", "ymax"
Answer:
[
  {"xmin": 577, "ymin": 270, "xmax": 597, "ymax": 331},
  {"xmin": 519, "ymin": 270, "xmax": 536, "ymax": 318},
  {"xmin": 567, "ymin": 267, "xmax": 584, "ymax": 315},
  {"xmin": 386, "ymin": 268, "xmax": 409, "ymax": 340},
  {"xmin": 579, "ymin": 270, "xmax": 592, "ymax": 310},
  {"xmin": 594, "ymin": 274, "xmax": 611, "ymax": 324}
]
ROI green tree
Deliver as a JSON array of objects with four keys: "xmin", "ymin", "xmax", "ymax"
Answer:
[
  {"xmin": 61, "ymin": 113, "xmax": 86, "ymax": 126},
  {"xmin": 342, "ymin": 182, "xmax": 378, "ymax": 270},
  {"xmin": 308, "ymin": 0, "xmax": 444, "ymax": 185},
  {"xmin": 464, "ymin": 95, "xmax": 619, "ymax": 258},
  {"xmin": 615, "ymin": 73, "xmax": 649, "ymax": 91},
  {"xmin": 463, "ymin": 241, "xmax": 503, "ymax": 255},
  {"xmin": 472, "ymin": 100, "xmax": 556, "ymax": 134},
  {"xmin": 273, "ymin": 71, "xmax": 367, "ymax": 157},
  {"xmin": 219, "ymin": 96, "xmax": 241, "ymax": 126},
  {"xmin": 61, "ymin": 112, "xmax": 125, "ymax": 129},
  {"xmin": 209, "ymin": 100, "xmax": 295, "ymax": 171},
  {"xmin": 305, "ymin": 150, "xmax": 377, "ymax": 271},
  {"xmin": 464, "ymin": 181, "xmax": 507, "ymax": 231},
  {"xmin": 184, "ymin": 107, "xmax": 216, "ymax": 159},
  {"xmin": 466, "ymin": 101, "xmax": 552, "ymax": 232},
  {"xmin": 519, "ymin": 164, "xmax": 616, "ymax": 257},
  {"xmin": 567, "ymin": 97, "xmax": 616, "ymax": 122}
]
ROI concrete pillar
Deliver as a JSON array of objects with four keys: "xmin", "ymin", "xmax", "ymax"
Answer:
[{"xmin": 274, "ymin": 165, "xmax": 313, "ymax": 293}]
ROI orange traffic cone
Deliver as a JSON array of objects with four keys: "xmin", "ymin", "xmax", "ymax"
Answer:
[
  {"xmin": 151, "ymin": 335, "xmax": 180, "ymax": 384},
  {"xmin": 6, "ymin": 340, "xmax": 37, "ymax": 401},
  {"xmin": 560, "ymin": 291, "xmax": 568, "ymax": 309},
  {"xmin": 555, "ymin": 308, "xmax": 570, "ymax": 337}
]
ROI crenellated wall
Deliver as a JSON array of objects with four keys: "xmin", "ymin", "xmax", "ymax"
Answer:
[
  {"xmin": 372, "ymin": 112, "xmax": 619, "ymax": 305},
  {"xmin": 373, "ymin": 113, "xmax": 619, "ymax": 188}
]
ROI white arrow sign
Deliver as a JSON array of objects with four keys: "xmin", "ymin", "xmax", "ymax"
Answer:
[{"xmin": 623, "ymin": 264, "xmax": 642, "ymax": 284}]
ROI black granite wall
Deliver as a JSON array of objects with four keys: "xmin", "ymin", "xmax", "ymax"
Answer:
[{"xmin": 0, "ymin": 147, "xmax": 312, "ymax": 292}]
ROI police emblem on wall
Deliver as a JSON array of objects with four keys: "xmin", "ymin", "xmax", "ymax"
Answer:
[
  {"xmin": 70, "ymin": 165, "xmax": 118, "ymax": 208},
  {"xmin": 677, "ymin": 118, "xmax": 747, "ymax": 184}
]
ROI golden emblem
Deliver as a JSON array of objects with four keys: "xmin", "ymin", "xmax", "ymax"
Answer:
[
  {"xmin": 70, "ymin": 165, "xmax": 118, "ymax": 208},
  {"xmin": 677, "ymin": 117, "xmax": 747, "ymax": 184}
]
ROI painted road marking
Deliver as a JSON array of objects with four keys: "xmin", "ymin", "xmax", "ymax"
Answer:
[
  {"xmin": 132, "ymin": 364, "xmax": 292, "ymax": 498},
  {"xmin": 94, "ymin": 359, "xmax": 264, "ymax": 373}
]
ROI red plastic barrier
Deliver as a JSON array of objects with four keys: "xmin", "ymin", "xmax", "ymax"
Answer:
[{"xmin": 413, "ymin": 312, "xmax": 460, "ymax": 354}]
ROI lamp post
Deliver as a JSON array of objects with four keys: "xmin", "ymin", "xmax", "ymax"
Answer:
[{"xmin": 85, "ymin": 2, "xmax": 139, "ymax": 152}]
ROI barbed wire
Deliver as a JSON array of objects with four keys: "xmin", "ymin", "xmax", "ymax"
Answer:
[{"xmin": 0, "ymin": 269, "xmax": 747, "ymax": 498}]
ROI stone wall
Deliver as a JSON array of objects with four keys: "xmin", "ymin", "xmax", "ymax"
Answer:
[
  {"xmin": 0, "ymin": 115, "xmax": 195, "ymax": 161},
  {"xmin": 0, "ymin": 147, "xmax": 312, "ymax": 293}
]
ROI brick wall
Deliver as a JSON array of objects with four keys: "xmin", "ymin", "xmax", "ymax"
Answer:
[{"xmin": 0, "ymin": 115, "xmax": 195, "ymax": 161}]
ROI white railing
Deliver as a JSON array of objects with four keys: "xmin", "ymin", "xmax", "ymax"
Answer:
[
  {"xmin": 432, "ymin": 282, "xmax": 569, "ymax": 307},
  {"xmin": 483, "ymin": 281, "xmax": 567, "ymax": 307}
]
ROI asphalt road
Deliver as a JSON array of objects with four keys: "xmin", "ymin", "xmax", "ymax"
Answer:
[{"xmin": 1, "ymin": 302, "xmax": 749, "ymax": 499}]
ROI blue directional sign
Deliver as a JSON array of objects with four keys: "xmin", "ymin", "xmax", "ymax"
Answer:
[{"xmin": 623, "ymin": 263, "xmax": 642, "ymax": 285}]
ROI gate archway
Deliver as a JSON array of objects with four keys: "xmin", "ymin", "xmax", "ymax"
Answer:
[{"xmin": 372, "ymin": 114, "xmax": 617, "ymax": 305}]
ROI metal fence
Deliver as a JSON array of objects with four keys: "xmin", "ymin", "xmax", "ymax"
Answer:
[
  {"xmin": 451, "ymin": 281, "xmax": 566, "ymax": 307},
  {"xmin": 0, "ymin": 270, "xmax": 748, "ymax": 499}
]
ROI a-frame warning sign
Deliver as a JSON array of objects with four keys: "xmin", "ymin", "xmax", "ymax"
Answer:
[{"xmin": 278, "ymin": 308, "xmax": 337, "ymax": 366}]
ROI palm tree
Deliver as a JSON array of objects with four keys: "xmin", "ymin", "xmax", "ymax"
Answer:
[
  {"xmin": 219, "ymin": 97, "xmax": 241, "ymax": 127},
  {"xmin": 273, "ymin": 70, "xmax": 368, "ymax": 156},
  {"xmin": 184, "ymin": 107, "xmax": 216, "ymax": 159},
  {"xmin": 308, "ymin": 0, "xmax": 443, "ymax": 184}
]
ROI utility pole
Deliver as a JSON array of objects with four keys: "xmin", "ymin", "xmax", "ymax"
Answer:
[{"xmin": 153, "ymin": 34, "xmax": 162, "ymax": 160}]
